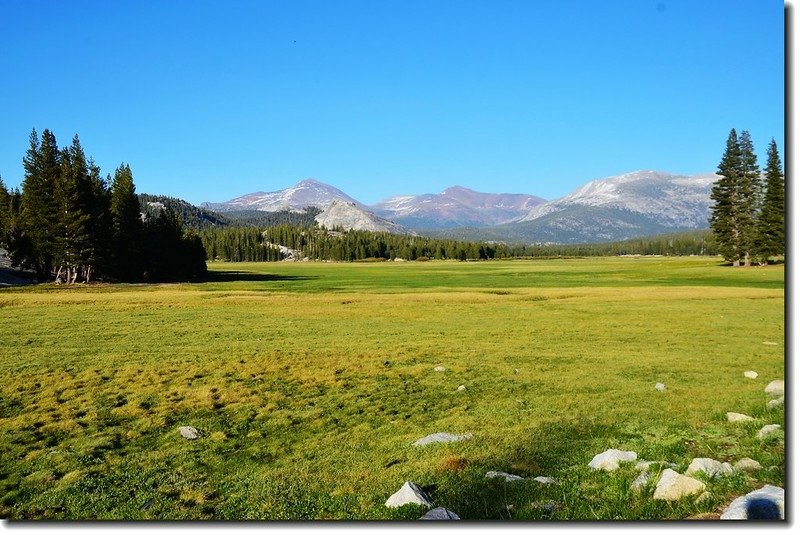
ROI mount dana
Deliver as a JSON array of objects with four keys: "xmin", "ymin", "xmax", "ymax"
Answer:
[{"xmin": 201, "ymin": 179, "xmax": 365, "ymax": 213}]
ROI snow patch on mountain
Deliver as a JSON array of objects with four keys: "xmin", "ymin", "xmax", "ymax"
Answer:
[{"xmin": 202, "ymin": 179, "xmax": 364, "ymax": 213}]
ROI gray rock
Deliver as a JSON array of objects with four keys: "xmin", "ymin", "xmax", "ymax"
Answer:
[
  {"xmin": 764, "ymin": 380, "xmax": 784, "ymax": 396},
  {"xmin": 726, "ymin": 412, "xmax": 754, "ymax": 423},
  {"xmin": 456, "ymin": 385, "xmax": 466, "ymax": 392},
  {"xmin": 179, "ymin": 426, "xmax": 199, "ymax": 440},
  {"xmin": 720, "ymin": 484, "xmax": 784, "ymax": 520},
  {"xmin": 630, "ymin": 471, "xmax": 653, "ymax": 491},
  {"xmin": 485, "ymin": 470, "xmax": 523, "ymax": 482},
  {"xmin": 767, "ymin": 396, "xmax": 784, "ymax": 409},
  {"xmin": 531, "ymin": 501, "xmax": 559, "ymax": 513},
  {"xmin": 413, "ymin": 432, "xmax": 472, "ymax": 447},
  {"xmin": 588, "ymin": 448, "xmax": 637, "ymax": 471},
  {"xmin": 433, "ymin": 366, "xmax": 446, "ymax": 372},
  {"xmin": 653, "ymin": 469, "xmax": 706, "ymax": 501},
  {"xmin": 733, "ymin": 458, "xmax": 762, "ymax": 472},
  {"xmin": 757, "ymin": 424, "xmax": 781, "ymax": 439},
  {"xmin": 385, "ymin": 481, "xmax": 432, "ymax": 508},
  {"xmin": 655, "ymin": 382, "xmax": 666, "ymax": 392},
  {"xmin": 533, "ymin": 476, "xmax": 556, "ymax": 485},
  {"xmin": 685, "ymin": 458, "xmax": 733, "ymax": 478},
  {"xmin": 743, "ymin": 370, "xmax": 758, "ymax": 379},
  {"xmin": 419, "ymin": 507, "xmax": 460, "ymax": 520}
]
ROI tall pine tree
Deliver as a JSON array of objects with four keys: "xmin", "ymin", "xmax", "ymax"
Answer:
[
  {"xmin": 757, "ymin": 139, "xmax": 785, "ymax": 262},
  {"xmin": 736, "ymin": 130, "xmax": 761, "ymax": 267},
  {"xmin": 0, "ymin": 176, "xmax": 10, "ymax": 246},
  {"xmin": 709, "ymin": 129, "xmax": 743, "ymax": 265},
  {"xmin": 110, "ymin": 163, "xmax": 143, "ymax": 281}
]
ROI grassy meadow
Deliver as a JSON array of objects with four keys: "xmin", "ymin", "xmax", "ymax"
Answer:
[{"xmin": 0, "ymin": 256, "xmax": 785, "ymax": 520}]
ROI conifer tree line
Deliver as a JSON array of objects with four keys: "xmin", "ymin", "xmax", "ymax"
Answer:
[
  {"xmin": 0, "ymin": 129, "xmax": 207, "ymax": 282},
  {"xmin": 709, "ymin": 129, "xmax": 784, "ymax": 266}
]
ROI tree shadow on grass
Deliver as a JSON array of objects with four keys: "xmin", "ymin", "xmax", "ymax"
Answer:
[{"xmin": 203, "ymin": 271, "xmax": 317, "ymax": 283}]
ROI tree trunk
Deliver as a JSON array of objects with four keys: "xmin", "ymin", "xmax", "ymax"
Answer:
[{"xmin": 55, "ymin": 265, "xmax": 64, "ymax": 284}]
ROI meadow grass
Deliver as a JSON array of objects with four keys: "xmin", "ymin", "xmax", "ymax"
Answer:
[{"xmin": 0, "ymin": 256, "xmax": 784, "ymax": 519}]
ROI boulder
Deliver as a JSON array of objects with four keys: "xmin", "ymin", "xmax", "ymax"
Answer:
[
  {"xmin": 766, "ymin": 396, "xmax": 784, "ymax": 409},
  {"xmin": 413, "ymin": 432, "xmax": 472, "ymax": 447},
  {"xmin": 179, "ymin": 426, "xmax": 199, "ymax": 440},
  {"xmin": 743, "ymin": 370, "xmax": 758, "ymax": 379},
  {"xmin": 720, "ymin": 485, "xmax": 784, "ymax": 520},
  {"xmin": 733, "ymin": 458, "xmax": 762, "ymax": 472},
  {"xmin": 726, "ymin": 412, "xmax": 754, "ymax": 423},
  {"xmin": 385, "ymin": 481, "xmax": 432, "ymax": 508},
  {"xmin": 757, "ymin": 424, "xmax": 781, "ymax": 440},
  {"xmin": 653, "ymin": 469, "xmax": 706, "ymax": 501},
  {"xmin": 630, "ymin": 471, "xmax": 652, "ymax": 491},
  {"xmin": 419, "ymin": 507, "xmax": 460, "ymax": 520},
  {"xmin": 588, "ymin": 448, "xmax": 637, "ymax": 471},
  {"xmin": 533, "ymin": 476, "xmax": 556, "ymax": 485},
  {"xmin": 685, "ymin": 458, "xmax": 733, "ymax": 478},
  {"xmin": 655, "ymin": 383, "xmax": 666, "ymax": 392},
  {"xmin": 485, "ymin": 471, "xmax": 523, "ymax": 482},
  {"xmin": 764, "ymin": 380, "xmax": 784, "ymax": 396}
]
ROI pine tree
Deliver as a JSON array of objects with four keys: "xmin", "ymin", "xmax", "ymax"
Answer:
[
  {"xmin": 709, "ymin": 129, "xmax": 743, "ymax": 265},
  {"xmin": 736, "ymin": 130, "xmax": 761, "ymax": 267},
  {"xmin": 757, "ymin": 139, "xmax": 785, "ymax": 262},
  {"xmin": 86, "ymin": 160, "xmax": 112, "ymax": 280},
  {"xmin": 0, "ymin": 175, "xmax": 10, "ymax": 246},
  {"xmin": 19, "ymin": 129, "xmax": 61, "ymax": 279},
  {"xmin": 110, "ymin": 163, "xmax": 143, "ymax": 281}
]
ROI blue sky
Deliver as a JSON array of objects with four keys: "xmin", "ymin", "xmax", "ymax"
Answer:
[{"xmin": 0, "ymin": 0, "xmax": 785, "ymax": 205}]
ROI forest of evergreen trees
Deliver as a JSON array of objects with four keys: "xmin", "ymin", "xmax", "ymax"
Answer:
[
  {"xmin": 0, "ymin": 129, "xmax": 207, "ymax": 282},
  {"xmin": 709, "ymin": 129, "xmax": 785, "ymax": 266}
]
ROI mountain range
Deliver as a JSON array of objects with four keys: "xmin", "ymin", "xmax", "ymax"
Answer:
[{"xmin": 201, "ymin": 170, "xmax": 717, "ymax": 243}]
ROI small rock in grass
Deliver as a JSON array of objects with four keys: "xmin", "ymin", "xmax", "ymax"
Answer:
[
  {"xmin": 433, "ymin": 366, "xmax": 446, "ymax": 372},
  {"xmin": 762, "ymin": 341, "xmax": 778, "ymax": 346},
  {"xmin": 653, "ymin": 469, "xmax": 706, "ymax": 501},
  {"xmin": 588, "ymin": 448, "xmax": 637, "ymax": 471},
  {"xmin": 695, "ymin": 491, "xmax": 714, "ymax": 504},
  {"xmin": 630, "ymin": 471, "xmax": 652, "ymax": 491},
  {"xmin": 744, "ymin": 370, "xmax": 758, "ymax": 379},
  {"xmin": 385, "ymin": 481, "xmax": 432, "ymax": 508},
  {"xmin": 413, "ymin": 432, "xmax": 472, "ymax": 447},
  {"xmin": 178, "ymin": 426, "xmax": 199, "ymax": 440},
  {"xmin": 456, "ymin": 385, "xmax": 466, "ymax": 392},
  {"xmin": 655, "ymin": 382, "xmax": 666, "ymax": 392},
  {"xmin": 764, "ymin": 380, "xmax": 784, "ymax": 396},
  {"xmin": 533, "ymin": 476, "xmax": 556, "ymax": 485},
  {"xmin": 733, "ymin": 458, "xmax": 762, "ymax": 472},
  {"xmin": 531, "ymin": 501, "xmax": 559, "ymax": 513},
  {"xmin": 767, "ymin": 396, "xmax": 784, "ymax": 409},
  {"xmin": 726, "ymin": 412, "xmax": 754, "ymax": 423},
  {"xmin": 419, "ymin": 507, "xmax": 460, "ymax": 520},
  {"xmin": 720, "ymin": 484, "xmax": 784, "ymax": 520},
  {"xmin": 757, "ymin": 424, "xmax": 781, "ymax": 440},
  {"xmin": 685, "ymin": 458, "xmax": 733, "ymax": 479},
  {"xmin": 485, "ymin": 471, "xmax": 523, "ymax": 482}
]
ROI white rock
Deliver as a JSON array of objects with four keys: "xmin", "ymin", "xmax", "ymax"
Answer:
[
  {"xmin": 685, "ymin": 458, "xmax": 733, "ymax": 478},
  {"xmin": 385, "ymin": 481, "xmax": 432, "ymax": 508},
  {"xmin": 726, "ymin": 412, "xmax": 754, "ymax": 423},
  {"xmin": 179, "ymin": 426, "xmax": 199, "ymax": 440},
  {"xmin": 630, "ymin": 471, "xmax": 652, "ymax": 491},
  {"xmin": 533, "ymin": 476, "xmax": 556, "ymax": 485},
  {"xmin": 456, "ymin": 385, "xmax": 466, "ymax": 392},
  {"xmin": 762, "ymin": 341, "xmax": 778, "ymax": 346},
  {"xmin": 744, "ymin": 370, "xmax": 758, "ymax": 379},
  {"xmin": 485, "ymin": 471, "xmax": 523, "ymax": 482},
  {"xmin": 757, "ymin": 424, "xmax": 781, "ymax": 439},
  {"xmin": 655, "ymin": 382, "xmax": 666, "ymax": 392},
  {"xmin": 733, "ymin": 458, "xmax": 762, "ymax": 472},
  {"xmin": 635, "ymin": 460, "xmax": 657, "ymax": 471},
  {"xmin": 764, "ymin": 380, "xmax": 784, "ymax": 396},
  {"xmin": 720, "ymin": 484, "xmax": 784, "ymax": 520},
  {"xmin": 413, "ymin": 432, "xmax": 472, "ymax": 447},
  {"xmin": 419, "ymin": 507, "xmax": 460, "ymax": 520},
  {"xmin": 433, "ymin": 366, "xmax": 446, "ymax": 372},
  {"xmin": 653, "ymin": 469, "xmax": 706, "ymax": 501},
  {"xmin": 767, "ymin": 396, "xmax": 784, "ymax": 409},
  {"xmin": 588, "ymin": 448, "xmax": 637, "ymax": 471}
]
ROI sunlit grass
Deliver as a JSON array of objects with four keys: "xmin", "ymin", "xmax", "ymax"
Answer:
[{"xmin": 0, "ymin": 256, "xmax": 784, "ymax": 519}]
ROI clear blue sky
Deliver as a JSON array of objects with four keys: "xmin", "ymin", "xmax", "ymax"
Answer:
[{"xmin": 0, "ymin": 0, "xmax": 785, "ymax": 205}]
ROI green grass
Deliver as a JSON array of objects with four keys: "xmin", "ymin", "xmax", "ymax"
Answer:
[{"xmin": 0, "ymin": 256, "xmax": 784, "ymax": 519}]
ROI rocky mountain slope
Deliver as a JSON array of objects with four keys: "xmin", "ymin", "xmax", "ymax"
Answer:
[
  {"xmin": 315, "ymin": 201, "xmax": 415, "ymax": 235},
  {"xmin": 373, "ymin": 186, "xmax": 546, "ymax": 229},
  {"xmin": 202, "ymin": 179, "xmax": 364, "ymax": 213}
]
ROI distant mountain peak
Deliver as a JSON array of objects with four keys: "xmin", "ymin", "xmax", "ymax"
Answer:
[
  {"xmin": 202, "ymin": 178, "xmax": 363, "ymax": 213},
  {"xmin": 315, "ymin": 200, "xmax": 415, "ymax": 235}
]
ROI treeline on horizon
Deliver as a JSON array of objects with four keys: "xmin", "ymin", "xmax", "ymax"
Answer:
[
  {"xmin": 0, "ymin": 129, "xmax": 207, "ymax": 283},
  {"xmin": 197, "ymin": 225, "xmax": 722, "ymax": 263}
]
